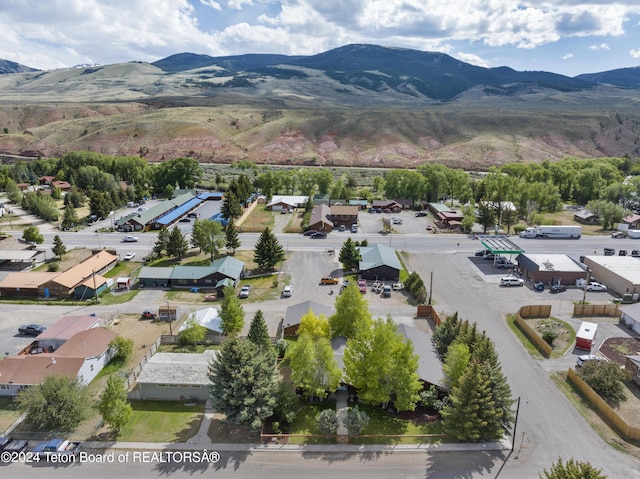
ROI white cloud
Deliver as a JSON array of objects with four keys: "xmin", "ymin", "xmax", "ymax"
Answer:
[
  {"xmin": 589, "ymin": 43, "xmax": 610, "ymax": 50},
  {"xmin": 631, "ymin": 48, "xmax": 640, "ymax": 58},
  {"xmin": 456, "ymin": 52, "xmax": 489, "ymax": 68},
  {"xmin": 200, "ymin": 0, "xmax": 221, "ymax": 11},
  {"xmin": 562, "ymin": 53, "xmax": 574, "ymax": 60}
]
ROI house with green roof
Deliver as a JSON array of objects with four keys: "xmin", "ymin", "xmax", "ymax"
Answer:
[
  {"xmin": 358, "ymin": 243, "xmax": 402, "ymax": 281},
  {"xmin": 137, "ymin": 256, "xmax": 244, "ymax": 289}
]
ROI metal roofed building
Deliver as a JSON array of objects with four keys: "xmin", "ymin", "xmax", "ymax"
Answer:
[
  {"xmin": 358, "ymin": 243, "xmax": 402, "ymax": 281},
  {"xmin": 582, "ymin": 255, "xmax": 640, "ymax": 296},
  {"xmin": 132, "ymin": 350, "xmax": 218, "ymax": 401},
  {"xmin": 479, "ymin": 236, "xmax": 525, "ymax": 256},
  {"xmin": 516, "ymin": 253, "xmax": 586, "ymax": 285},
  {"xmin": 283, "ymin": 300, "xmax": 334, "ymax": 337}
]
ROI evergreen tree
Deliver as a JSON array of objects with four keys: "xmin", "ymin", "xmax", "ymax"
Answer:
[
  {"xmin": 287, "ymin": 331, "xmax": 342, "ymax": 399},
  {"xmin": 225, "ymin": 218, "xmax": 241, "ymax": 254},
  {"xmin": 209, "ymin": 338, "xmax": 277, "ymax": 430},
  {"xmin": 343, "ymin": 406, "xmax": 370, "ymax": 437},
  {"xmin": 166, "ymin": 226, "xmax": 189, "ymax": 259},
  {"xmin": 316, "ymin": 409, "xmax": 339, "ymax": 436},
  {"xmin": 247, "ymin": 310, "xmax": 271, "ymax": 350},
  {"xmin": 61, "ymin": 204, "xmax": 78, "ymax": 230},
  {"xmin": 153, "ymin": 227, "xmax": 169, "ymax": 256},
  {"xmin": 221, "ymin": 191, "xmax": 242, "ymax": 219},
  {"xmin": 52, "ymin": 234, "xmax": 67, "ymax": 259},
  {"xmin": 338, "ymin": 237, "xmax": 362, "ymax": 272},
  {"xmin": 98, "ymin": 375, "xmax": 133, "ymax": 432},
  {"xmin": 253, "ymin": 227, "xmax": 285, "ymax": 271},
  {"xmin": 329, "ymin": 282, "xmax": 372, "ymax": 339},
  {"xmin": 540, "ymin": 458, "xmax": 607, "ymax": 479},
  {"xmin": 432, "ymin": 312, "xmax": 462, "ymax": 359},
  {"xmin": 219, "ymin": 285, "xmax": 245, "ymax": 336},
  {"xmin": 441, "ymin": 361, "xmax": 503, "ymax": 441}
]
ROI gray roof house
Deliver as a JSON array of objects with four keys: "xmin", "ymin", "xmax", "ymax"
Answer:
[
  {"xmin": 131, "ymin": 350, "xmax": 218, "ymax": 401},
  {"xmin": 283, "ymin": 300, "xmax": 334, "ymax": 336},
  {"xmin": 396, "ymin": 322, "xmax": 445, "ymax": 389},
  {"xmin": 358, "ymin": 243, "xmax": 402, "ymax": 281}
]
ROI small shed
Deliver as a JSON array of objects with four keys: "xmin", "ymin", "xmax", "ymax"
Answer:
[
  {"xmin": 625, "ymin": 355, "xmax": 640, "ymax": 386},
  {"xmin": 159, "ymin": 305, "xmax": 179, "ymax": 322},
  {"xmin": 116, "ymin": 277, "xmax": 131, "ymax": 290}
]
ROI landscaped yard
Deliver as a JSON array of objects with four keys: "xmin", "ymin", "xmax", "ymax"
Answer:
[
  {"xmin": 265, "ymin": 400, "xmax": 446, "ymax": 445},
  {"xmin": 507, "ymin": 314, "xmax": 576, "ymax": 358},
  {"xmin": 94, "ymin": 400, "xmax": 204, "ymax": 442},
  {"xmin": 0, "ymin": 397, "xmax": 23, "ymax": 432}
]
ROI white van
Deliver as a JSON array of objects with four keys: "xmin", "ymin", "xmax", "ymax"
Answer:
[{"xmin": 500, "ymin": 276, "xmax": 524, "ymax": 287}]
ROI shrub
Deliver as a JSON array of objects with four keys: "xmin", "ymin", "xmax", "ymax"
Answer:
[
  {"xmin": 275, "ymin": 339, "xmax": 288, "ymax": 358},
  {"xmin": 47, "ymin": 262, "xmax": 60, "ymax": 272},
  {"xmin": 542, "ymin": 330, "xmax": 558, "ymax": 346},
  {"xmin": 316, "ymin": 409, "xmax": 339, "ymax": 436}
]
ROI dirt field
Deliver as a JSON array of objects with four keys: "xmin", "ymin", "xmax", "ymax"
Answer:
[{"xmin": 108, "ymin": 313, "xmax": 173, "ymax": 366}]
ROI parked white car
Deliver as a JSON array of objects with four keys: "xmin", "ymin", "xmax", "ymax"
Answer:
[
  {"xmin": 586, "ymin": 281, "xmax": 607, "ymax": 292},
  {"xmin": 283, "ymin": 285, "xmax": 292, "ymax": 297},
  {"xmin": 123, "ymin": 252, "xmax": 136, "ymax": 261},
  {"xmin": 122, "ymin": 235, "xmax": 139, "ymax": 242},
  {"xmin": 239, "ymin": 285, "xmax": 251, "ymax": 298},
  {"xmin": 576, "ymin": 354, "xmax": 608, "ymax": 367}
]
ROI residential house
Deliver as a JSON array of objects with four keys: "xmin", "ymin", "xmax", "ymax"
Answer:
[
  {"xmin": 283, "ymin": 300, "xmax": 334, "ymax": 337},
  {"xmin": 313, "ymin": 194, "xmax": 330, "ymax": 205},
  {"xmin": 35, "ymin": 315, "xmax": 101, "ymax": 352},
  {"xmin": 393, "ymin": 198, "xmax": 414, "ymax": 210},
  {"xmin": 396, "ymin": 323, "xmax": 445, "ymax": 390},
  {"xmin": 137, "ymin": 256, "xmax": 244, "ymax": 289},
  {"xmin": 574, "ymin": 210, "xmax": 599, "ymax": 225},
  {"xmin": 625, "ymin": 355, "xmax": 640, "ymax": 386},
  {"xmin": 349, "ymin": 199, "xmax": 369, "ymax": 210},
  {"xmin": 623, "ymin": 214, "xmax": 640, "ymax": 229},
  {"xmin": 0, "ymin": 328, "xmax": 116, "ymax": 396},
  {"xmin": 327, "ymin": 205, "xmax": 359, "ymax": 228},
  {"xmin": 372, "ymin": 200, "xmax": 402, "ymax": 212},
  {"xmin": 308, "ymin": 204, "xmax": 333, "ymax": 232},
  {"xmin": 358, "ymin": 243, "xmax": 402, "ymax": 281},
  {"xmin": 181, "ymin": 307, "xmax": 225, "ymax": 342},
  {"xmin": 266, "ymin": 195, "xmax": 309, "ymax": 212},
  {"xmin": 131, "ymin": 350, "xmax": 218, "ymax": 401}
]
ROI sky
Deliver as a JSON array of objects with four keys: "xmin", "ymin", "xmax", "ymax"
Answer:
[{"xmin": 2, "ymin": 0, "xmax": 640, "ymax": 77}]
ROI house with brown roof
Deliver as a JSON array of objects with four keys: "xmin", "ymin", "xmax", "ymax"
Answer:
[
  {"xmin": 0, "ymin": 327, "xmax": 116, "ymax": 396},
  {"xmin": 308, "ymin": 204, "xmax": 333, "ymax": 232},
  {"xmin": 624, "ymin": 214, "xmax": 640, "ymax": 229},
  {"xmin": 41, "ymin": 251, "xmax": 118, "ymax": 298},
  {"xmin": 372, "ymin": 200, "xmax": 402, "ymax": 212},
  {"xmin": 0, "ymin": 271, "xmax": 60, "ymax": 298},
  {"xmin": 327, "ymin": 205, "xmax": 359, "ymax": 228}
]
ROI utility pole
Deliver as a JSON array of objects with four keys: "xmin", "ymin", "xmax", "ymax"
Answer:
[
  {"xmin": 582, "ymin": 268, "xmax": 591, "ymax": 304},
  {"xmin": 428, "ymin": 271, "xmax": 433, "ymax": 305}
]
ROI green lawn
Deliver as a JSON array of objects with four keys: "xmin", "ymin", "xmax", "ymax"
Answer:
[
  {"xmin": 0, "ymin": 397, "xmax": 23, "ymax": 432},
  {"xmin": 286, "ymin": 401, "xmax": 447, "ymax": 445},
  {"xmin": 98, "ymin": 289, "xmax": 140, "ymax": 305},
  {"xmin": 114, "ymin": 400, "xmax": 204, "ymax": 442}
]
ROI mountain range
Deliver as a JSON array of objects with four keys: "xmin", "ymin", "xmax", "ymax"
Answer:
[{"xmin": 0, "ymin": 44, "xmax": 639, "ymax": 168}]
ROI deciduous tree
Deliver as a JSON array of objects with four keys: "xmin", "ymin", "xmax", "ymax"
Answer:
[
  {"xmin": 219, "ymin": 285, "xmax": 245, "ymax": 336},
  {"xmin": 179, "ymin": 314, "xmax": 207, "ymax": 346},
  {"xmin": 23, "ymin": 225, "xmax": 44, "ymax": 244},
  {"xmin": 577, "ymin": 359, "xmax": 631, "ymax": 406},
  {"xmin": 16, "ymin": 375, "xmax": 90, "ymax": 431},
  {"xmin": 344, "ymin": 317, "xmax": 422, "ymax": 411},
  {"xmin": 190, "ymin": 218, "xmax": 224, "ymax": 260},
  {"xmin": 329, "ymin": 282, "xmax": 372, "ymax": 339},
  {"xmin": 98, "ymin": 375, "xmax": 133, "ymax": 432},
  {"xmin": 540, "ymin": 457, "xmax": 607, "ymax": 479},
  {"xmin": 287, "ymin": 331, "xmax": 341, "ymax": 399}
]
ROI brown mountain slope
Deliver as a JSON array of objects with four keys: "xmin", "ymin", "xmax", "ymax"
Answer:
[{"xmin": 0, "ymin": 100, "xmax": 639, "ymax": 168}]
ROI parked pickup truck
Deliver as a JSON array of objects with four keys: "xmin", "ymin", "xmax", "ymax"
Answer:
[
  {"xmin": 33, "ymin": 438, "xmax": 82, "ymax": 459},
  {"xmin": 0, "ymin": 435, "xmax": 29, "ymax": 454},
  {"xmin": 18, "ymin": 324, "xmax": 46, "ymax": 336}
]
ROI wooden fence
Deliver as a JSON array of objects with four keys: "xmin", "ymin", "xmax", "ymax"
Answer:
[
  {"xmin": 573, "ymin": 304, "xmax": 620, "ymax": 317},
  {"xmin": 124, "ymin": 337, "xmax": 161, "ymax": 391},
  {"xmin": 416, "ymin": 304, "xmax": 442, "ymax": 327},
  {"xmin": 518, "ymin": 304, "xmax": 552, "ymax": 318},
  {"xmin": 514, "ymin": 306, "xmax": 552, "ymax": 358},
  {"xmin": 567, "ymin": 368, "xmax": 640, "ymax": 441}
]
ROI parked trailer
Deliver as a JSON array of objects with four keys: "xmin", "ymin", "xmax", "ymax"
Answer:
[
  {"xmin": 628, "ymin": 230, "xmax": 640, "ymax": 239},
  {"xmin": 519, "ymin": 225, "xmax": 582, "ymax": 239},
  {"xmin": 575, "ymin": 321, "xmax": 598, "ymax": 351}
]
